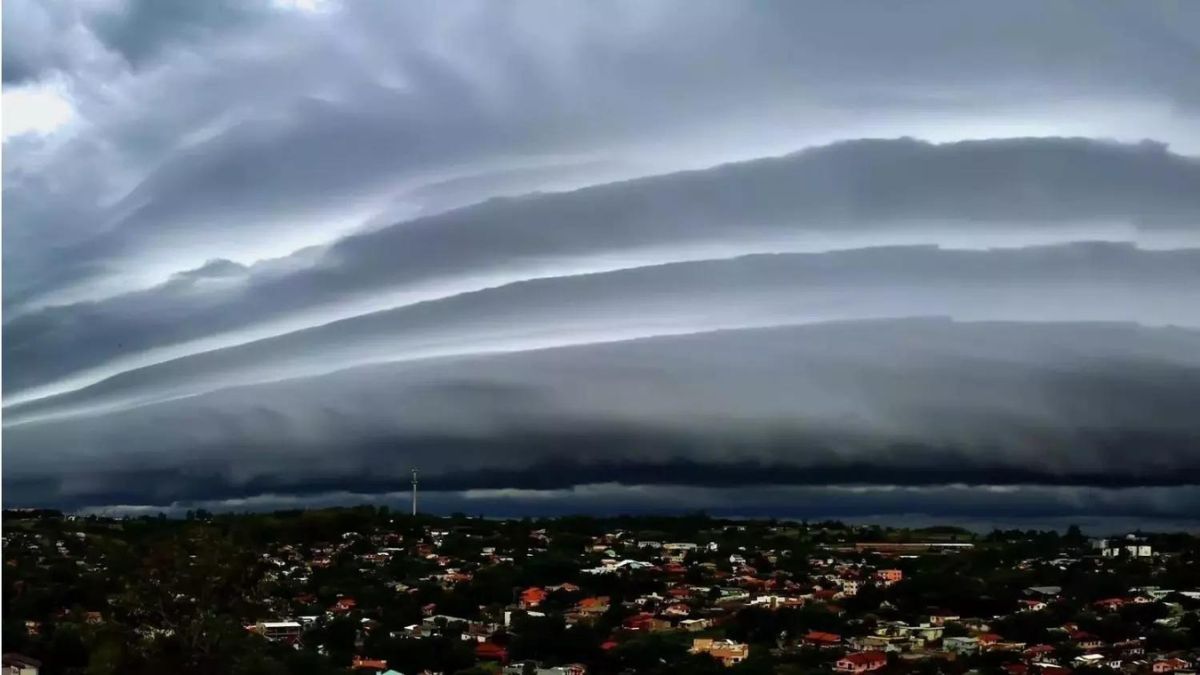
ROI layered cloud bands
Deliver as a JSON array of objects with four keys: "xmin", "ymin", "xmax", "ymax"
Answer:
[
  {"xmin": 5, "ymin": 137, "xmax": 1200, "ymax": 522},
  {"xmin": 4, "ymin": 2, "xmax": 1200, "ymax": 524}
]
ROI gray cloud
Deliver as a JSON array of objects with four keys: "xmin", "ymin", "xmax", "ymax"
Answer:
[
  {"xmin": 4, "ymin": 1, "xmax": 1200, "ymax": 515},
  {"xmin": 5, "ymin": 1, "xmax": 1200, "ymax": 311},
  {"xmin": 5, "ymin": 319, "xmax": 1200, "ymax": 508},
  {"xmin": 6, "ymin": 137, "xmax": 1200, "ymax": 403},
  {"xmin": 6, "ymin": 241, "xmax": 1200, "ymax": 424},
  {"xmin": 72, "ymin": 484, "xmax": 1200, "ymax": 533}
]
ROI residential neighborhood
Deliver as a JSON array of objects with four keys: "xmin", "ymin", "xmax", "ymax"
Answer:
[{"xmin": 3, "ymin": 509, "xmax": 1199, "ymax": 675}]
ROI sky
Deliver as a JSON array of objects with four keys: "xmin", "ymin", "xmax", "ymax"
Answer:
[{"xmin": 3, "ymin": 0, "xmax": 1200, "ymax": 530}]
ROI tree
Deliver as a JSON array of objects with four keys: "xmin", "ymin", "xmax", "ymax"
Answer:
[{"xmin": 1063, "ymin": 525, "xmax": 1087, "ymax": 548}]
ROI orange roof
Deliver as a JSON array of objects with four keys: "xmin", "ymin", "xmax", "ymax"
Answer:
[
  {"xmin": 521, "ymin": 587, "xmax": 548, "ymax": 605},
  {"xmin": 805, "ymin": 631, "xmax": 842, "ymax": 644},
  {"xmin": 352, "ymin": 656, "xmax": 388, "ymax": 670}
]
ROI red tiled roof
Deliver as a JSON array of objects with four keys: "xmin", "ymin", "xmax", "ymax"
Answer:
[
  {"xmin": 805, "ymin": 631, "xmax": 842, "ymax": 644},
  {"xmin": 577, "ymin": 596, "xmax": 610, "ymax": 610},
  {"xmin": 841, "ymin": 651, "xmax": 887, "ymax": 666}
]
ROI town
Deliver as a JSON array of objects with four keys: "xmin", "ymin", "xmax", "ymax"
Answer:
[{"xmin": 3, "ymin": 508, "xmax": 1198, "ymax": 675}]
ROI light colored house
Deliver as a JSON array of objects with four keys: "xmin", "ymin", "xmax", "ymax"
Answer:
[
  {"xmin": 254, "ymin": 621, "xmax": 302, "ymax": 643},
  {"xmin": 749, "ymin": 594, "xmax": 803, "ymax": 610},
  {"xmin": 691, "ymin": 639, "xmax": 750, "ymax": 667},
  {"xmin": 943, "ymin": 637, "xmax": 979, "ymax": 655}
]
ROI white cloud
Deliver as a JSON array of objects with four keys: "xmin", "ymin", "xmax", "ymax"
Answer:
[{"xmin": 2, "ymin": 80, "xmax": 76, "ymax": 140}]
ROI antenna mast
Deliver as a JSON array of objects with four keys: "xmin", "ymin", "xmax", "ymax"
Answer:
[{"xmin": 411, "ymin": 468, "xmax": 419, "ymax": 516}]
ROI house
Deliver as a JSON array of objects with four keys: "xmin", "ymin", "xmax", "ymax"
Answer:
[
  {"xmin": 750, "ymin": 594, "xmax": 804, "ymax": 610},
  {"xmin": 943, "ymin": 637, "xmax": 979, "ymax": 655},
  {"xmin": 803, "ymin": 631, "xmax": 843, "ymax": 647},
  {"xmin": 1111, "ymin": 639, "xmax": 1143, "ymax": 656},
  {"xmin": 351, "ymin": 656, "xmax": 388, "ymax": 671},
  {"xmin": 576, "ymin": 596, "xmax": 610, "ymax": 616},
  {"xmin": 929, "ymin": 610, "xmax": 960, "ymax": 625},
  {"xmin": 1099, "ymin": 541, "xmax": 1153, "ymax": 558},
  {"xmin": 835, "ymin": 651, "xmax": 888, "ymax": 673},
  {"xmin": 661, "ymin": 603, "xmax": 691, "ymax": 617},
  {"xmin": 476, "ymin": 642, "xmax": 510, "ymax": 664},
  {"xmin": 691, "ymin": 639, "xmax": 750, "ymax": 667},
  {"xmin": 623, "ymin": 612, "xmax": 670, "ymax": 632},
  {"xmin": 2, "ymin": 654, "xmax": 40, "ymax": 675},
  {"xmin": 254, "ymin": 621, "xmax": 302, "ymax": 643},
  {"xmin": 1023, "ymin": 645, "xmax": 1056, "ymax": 662},
  {"xmin": 521, "ymin": 587, "xmax": 548, "ymax": 609},
  {"xmin": 1154, "ymin": 658, "xmax": 1192, "ymax": 673},
  {"xmin": 504, "ymin": 663, "xmax": 587, "ymax": 675},
  {"xmin": 1069, "ymin": 631, "xmax": 1102, "ymax": 650},
  {"xmin": 1123, "ymin": 544, "xmax": 1152, "ymax": 558},
  {"xmin": 978, "ymin": 633, "xmax": 1004, "ymax": 649}
]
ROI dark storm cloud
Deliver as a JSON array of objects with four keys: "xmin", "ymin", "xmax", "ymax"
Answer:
[
  {"xmin": 2, "ymin": 0, "xmax": 272, "ymax": 85},
  {"xmin": 46, "ymin": 484, "xmax": 1200, "ymax": 533},
  {"xmin": 87, "ymin": 0, "xmax": 273, "ymax": 68},
  {"xmin": 5, "ymin": 1, "xmax": 1200, "ymax": 514},
  {"xmin": 5, "ymin": 319, "xmax": 1200, "ymax": 509},
  {"xmin": 16, "ymin": 469, "xmax": 1200, "ymax": 535}
]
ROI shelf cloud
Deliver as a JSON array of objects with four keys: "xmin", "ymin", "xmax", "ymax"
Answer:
[{"xmin": 4, "ymin": 1, "xmax": 1199, "ymax": 521}]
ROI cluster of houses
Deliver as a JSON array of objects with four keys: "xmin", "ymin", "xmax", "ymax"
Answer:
[
  {"xmin": 232, "ymin": 524, "xmax": 1199, "ymax": 674},
  {"xmin": 6, "ymin": 514, "xmax": 1199, "ymax": 675}
]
